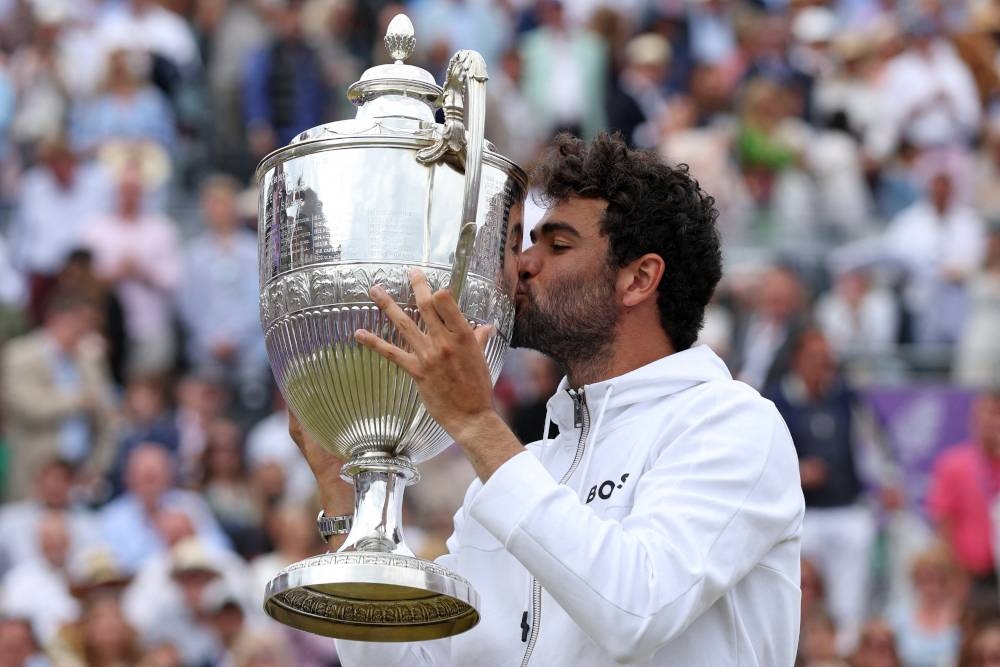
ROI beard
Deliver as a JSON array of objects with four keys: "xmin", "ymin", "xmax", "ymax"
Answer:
[{"xmin": 511, "ymin": 266, "xmax": 619, "ymax": 368}]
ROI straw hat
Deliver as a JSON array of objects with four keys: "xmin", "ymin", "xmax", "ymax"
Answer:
[
  {"xmin": 169, "ymin": 538, "xmax": 223, "ymax": 578},
  {"xmin": 68, "ymin": 547, "xmax": 132, "ymax": 599}
]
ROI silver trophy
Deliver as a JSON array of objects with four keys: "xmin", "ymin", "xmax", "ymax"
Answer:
[{"xmin": 257, "ymin": 15, "xmax": 525, "ymax": 641}]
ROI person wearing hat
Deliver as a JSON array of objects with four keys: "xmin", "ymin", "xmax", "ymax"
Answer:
[
  {"xmin": 606, "ymin": 33, "xmax": 673, "ymax": 149},
  {"xmin": 134, "ymin": 537, "xmax": 228, "ymax": 667}
]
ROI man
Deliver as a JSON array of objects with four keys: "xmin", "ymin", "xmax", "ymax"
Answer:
[
  {"xmin": 82, "ymin": 168, "xmax": 181, "ymax": 376},
  {"xmin": 0, "ymin": 512, "xmax": 79, "ymax": 644},
  {"xmin": 292, "ymin": 134, "xmax": 804, "ymax": 665},
  {"xmin": 242, "ymin": 0, "xmax": 327, "ymax": 157},
  {"xmin": 99, "ymin": 444, "xmax": 229, "ymax": 573},
  {"xmin": 177, "ymin": 174, "xmax": 268, "ymax": 411},
  {"xmin": 765, "ymin": 329, "xmax": 879, "ymax": 653},
  {"xmin": 0, "ymin": 457, "xmax": 98, "ymax": 574},
  {"xmin": 8, "ymin": 138, "xmax": 111, "ymax": 323},
  {"xmin": 0, "ymin": 291, "xmax": 117, "ymax": 500}
]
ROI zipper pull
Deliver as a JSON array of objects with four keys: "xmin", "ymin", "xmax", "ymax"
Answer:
[
  {"xmin": 568, "ymin": 388, "xmax": 585, "ymax": 429},
  {"xmin": 521, "ymin": 611, "xmax": 530, "ymax": 642}
]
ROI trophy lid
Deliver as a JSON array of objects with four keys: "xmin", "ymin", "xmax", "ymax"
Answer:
[{"xmin": 345, "ymin": 14, "xmax": 443, "ymax": 122}]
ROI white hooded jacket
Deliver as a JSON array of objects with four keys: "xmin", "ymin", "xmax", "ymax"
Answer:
[{"xmin": 337, "ymin": 345, "xmax": 805, "ymax": 666}]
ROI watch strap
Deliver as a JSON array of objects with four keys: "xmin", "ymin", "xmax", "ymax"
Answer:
[{"xmin": 317, "ymin": 509, "xmax": 353, "ymax": 540}]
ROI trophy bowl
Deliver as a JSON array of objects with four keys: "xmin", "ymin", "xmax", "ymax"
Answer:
[{"xmin": 257, "ymin": 15, "xmax": 526, "ymax": 641}]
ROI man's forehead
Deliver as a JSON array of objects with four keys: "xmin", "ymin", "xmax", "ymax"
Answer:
[{"xmin": 524, "ymin": 197, "xmax": 607, "ymax": 247}]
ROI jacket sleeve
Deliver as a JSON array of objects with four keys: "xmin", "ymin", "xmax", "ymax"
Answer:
[
  {"xmin": 468, "ymin": 393, "xmax": 804, "ymax": 664},
  {"xmin": 1, "ymin": 343, "xmax": 84, "ymax": 425}
]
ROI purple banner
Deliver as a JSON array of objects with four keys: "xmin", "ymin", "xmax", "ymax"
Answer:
[{"xmin": 863, "ymin": 385, "xmax": 976, "ymax": 511}]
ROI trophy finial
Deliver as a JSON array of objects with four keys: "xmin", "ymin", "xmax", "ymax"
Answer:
[{"xmin": 385, "ymin": 14, "xmax": 415, "ymax": 63}]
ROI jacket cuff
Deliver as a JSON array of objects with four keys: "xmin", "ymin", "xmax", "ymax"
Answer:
[{"xmin": 469, "ymin": 451, "xmax": 558, "ymax": 545}]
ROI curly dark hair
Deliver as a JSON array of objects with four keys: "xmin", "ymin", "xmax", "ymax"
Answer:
[{"xmin": 531, "ymin": 133, "xmax": 722, "ymax": 351}]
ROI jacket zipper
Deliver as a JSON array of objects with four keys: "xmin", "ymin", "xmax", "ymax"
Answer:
[{"xmin": 520, "ymin": 388, "xmax": 590, "ymax": 667}]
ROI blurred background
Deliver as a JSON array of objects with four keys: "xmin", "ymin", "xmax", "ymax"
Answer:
[{"xmin": 0, "ymin": 0, "xmax": 998, "ymax": 666}]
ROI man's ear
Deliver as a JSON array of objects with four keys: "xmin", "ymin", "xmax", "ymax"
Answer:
[{"xmin": 618, "ymin": 253, "xmax": 665, "ymax": 308}]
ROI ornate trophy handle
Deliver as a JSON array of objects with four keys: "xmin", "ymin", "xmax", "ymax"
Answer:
[{"xmin": 416, "ymin": 50, "xmax": 488, "ymax": 300}]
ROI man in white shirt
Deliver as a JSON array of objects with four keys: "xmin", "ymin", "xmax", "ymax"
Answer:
[{"xmin": 290, "ymin": 134, "xmax": 805, "ymax": 665}]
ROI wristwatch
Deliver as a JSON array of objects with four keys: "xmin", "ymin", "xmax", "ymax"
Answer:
[{"xmin": 317, "ymin": 509, "xmax": 353, "ymax": 541}]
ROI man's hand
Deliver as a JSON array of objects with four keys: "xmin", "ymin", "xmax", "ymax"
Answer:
[
  {"xmin": 354, "ymin": 269, "xmax": 524, "ymax": 481},
  {"xmin": 288, "ymin": 410, "xmax": 355, "ymax": 548},
  {"xmin": 799, "ymin": 457, "xmax": 829, "ymax": 490}
]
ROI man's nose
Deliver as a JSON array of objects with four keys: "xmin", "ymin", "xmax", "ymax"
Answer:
[{"xmin": 518, "ymin": 248, "xmax": 540, "ymax": 280}]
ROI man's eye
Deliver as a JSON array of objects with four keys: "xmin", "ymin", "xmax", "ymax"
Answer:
[{"xmin": 551, "ymin": 244, "xmax": 570, "ymax": 252}]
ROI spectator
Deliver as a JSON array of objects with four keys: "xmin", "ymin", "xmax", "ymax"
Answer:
[
  {"xmin": 888, "ymin": 540, "xmax": 963, "ymax": 667},
  {"xmin": 519, "ymin": 0, "xmax": 607, "ymax": 140},
  {"xmin": 0, "ymin": 458, "xmax": 98, "ymax": 575},
  {"xmin": 242, "ymin": 0, "xmax": 327, "ymax": 158},
  {"xmin": 49, "ymin": 594, "xmax": 142, "ymax": 667},
  {"xmin": 882, "ymin": 167, "xmax": 986, "ymax": 345},
  {"xmin": 0, "ymin": 291, "xmax": 117, "ymax": 500},
  {"xmin": 82, "ymin": 168, "xmax": 181, "ymax": 377},
  {"xmin": 196, "ymin": 0, "xmax": 268, "ymax": 179},
  {"xmin": 7, "ymin": 3, "xmax": 75, "ymax": 157},
  {"xmin": 177, "ymin": 174, "xmax": 267, "ymax": 411},
  {"xmin": 245, "ymin": 392, "xmax": 314, "ymax": 506},
  {"xmin": 129, "ymin": 538, "xmax": 238, "ymax": 667},
  {"xmin": 926, "ymin": 386, "xmax": 1000, "ymax": 592},
  {"xmin": 877, "ymin": 13, "xmax": 981, "ymax": 157},
  {"xmin": 108, "ymin": 374, "xmax": 181, "ymax": 497},
  {"xmin": 955, "ymin": 220, "xmax": 1000, "ymax": 388},
  {"xmin": 606, "ymin": 33, "xmax": 672, "ymax": 148},
  {"xmin": 68, "ymin": 40, "xmax": 176, "ymax": 157},
  {"xmin": 174, "ymin": 373, "xmax": 231, "ymax": 487},
  {"xmin": 766, "ymin": 328, "xmax": 879, "ymax": 653},
  {"xmin": 99, "ymin": 444, "xmax": 229, "ymax": 573},
  {"xmin": 851, "ymin": 619, "xmax": 903, "ymax": 667},
  {"xmin": 798, "ymin": 611, "xmax": 851, "ymax": 667},
  {"xmin": 247, "ymin": 504, "xmax": 317, "ymax": 608},
  {"xmin": 49, "ymin": 250, "xmax": 127, "ymax": 387},
  {"xmin": 958, "ymin": 618, "xmax": 1000, "ymax": 667},
  {"xmin": 122, "ymin": 510, "xmax": 249, "ymax": 639},
  {"xmin": 815, "ymin": 267, "xmax": 899, "ymax": 361},
  {"xmin": 201, "ymin": 579, "xmax": 249, "ymax": 667},
  {"xmin": 198, "ymin": 418, "xmax": 264, "ymax": 558},
  {"xmin": 8, "ymin": 138, "xmax": 111, "ymax": 324},
  {"xmin": 730, "ymin": 263, "xmax": 809, "ymax": 390},
  {"xmin": 0, "ymin": 512, "xmax": 79, "ymax": 644},
  {"xmin": 95, "ymin": 0, "xmax": 200, "ymax": 74}
]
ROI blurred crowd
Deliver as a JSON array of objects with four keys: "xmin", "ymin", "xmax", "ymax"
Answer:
[{"xmin": 0, "ymin": 0, "xmax": 998, "ymax": 667}]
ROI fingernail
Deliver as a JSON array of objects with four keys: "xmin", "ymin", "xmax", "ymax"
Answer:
[
  {"xmin": 370, "ymin": 285, "xmax": 384, "ymax": 298},
  {"xmin": 354, "ymin": 330, "xmax": 367, "ymax": 341}
]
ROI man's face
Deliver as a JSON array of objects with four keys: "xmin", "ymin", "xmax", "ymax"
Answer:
[
  {"xmin": 36, "ymin": 464, "xmax": 72, "ymax": 508},
  {"xmin": 511, "ymin": 198, "xmax": 619, "ymax": 365}
]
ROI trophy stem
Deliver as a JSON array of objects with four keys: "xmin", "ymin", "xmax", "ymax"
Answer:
[{"xmin": 339, "ymin": 456, "xmax": 418, "ymax": 555}]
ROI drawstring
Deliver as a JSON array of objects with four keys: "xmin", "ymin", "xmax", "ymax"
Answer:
[{"xmin": 578, "ymin": 384, "xmax": 614, "ymax": 491}]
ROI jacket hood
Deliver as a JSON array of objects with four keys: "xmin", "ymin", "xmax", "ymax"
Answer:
[{"xmin": 545, "ymin": 345, "xmax": 733, "ymax": 434}]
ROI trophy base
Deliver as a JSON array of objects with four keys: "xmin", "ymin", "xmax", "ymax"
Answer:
[{"xmin": 264, "ymin": 552, "xmax": 480, "ymax": 641}]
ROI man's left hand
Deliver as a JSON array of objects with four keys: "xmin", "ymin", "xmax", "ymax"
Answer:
[{"xmin": 354, "ymin": 268, "xmax": 523, "ymax": 481}]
